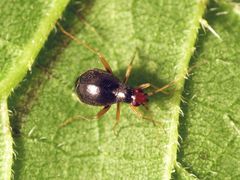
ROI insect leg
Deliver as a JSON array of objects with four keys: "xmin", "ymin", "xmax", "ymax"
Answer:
[
  {"xmin": 130, "ymin": 105, "xmax": 166, "ymax": 133},
  {"xmin": 112, "ymin": 103, "xmax": 121, "ymax": 130},
  {"xmin": 96, "ymin": 105, "xmax": 111, "ymax": 119},
  {"xmin": 123, "ymin": 50, "xmax": 137, "ymax": 83},
  {"xmin": 59, "ymin": 105, "xmax": 111, "ymax": 128},
  {"xmin": 56, "ymin": 22, "xmax": 113, "ymax": 73},
  {"xmin": 136, "ymin": 83, "xmax": 151, "ymax": 89},
  {"xmin": 98, "ymin": 53, "xmax": 113, "ymax": 74},
  {"xmin": 59, "ymin": 114, "xmax": 93, "ymax": 128},
  {"xmin": 129, "ymin": 105, "xmax": 156, "ymax": 125}
]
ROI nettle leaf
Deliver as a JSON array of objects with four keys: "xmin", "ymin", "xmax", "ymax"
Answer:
[
  {"xmin": 0, "ymin": 0, "xmax": 70, "ymax": 179},
  {"xmin": 0, "ymin": 99, "xmax": 12, "ymax": 180},
  {"xmin": 177, "ymin": 1, "xmax": 240, "ymax": 179},
  {"xmin": 6, "ymin": 0, "xmax": 240, "ymax": 179},
  {"xmin": 9, "ymin": 0, "xmax": 207, "ymax": 179}
]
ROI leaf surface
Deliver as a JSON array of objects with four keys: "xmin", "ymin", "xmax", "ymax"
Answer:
[
  {"xmin": 9, "ymin": 0, "xmax": 209, "ymax": 179},
  {"xmin": 0, "ymin": 99, "xmax": 12, "ymax": 180},
  {"xmin": 177, "ymin": 1, "xmax": 240, "ymax": 179},
  {"xmin": 0, "ymin": 0, "xmax": 70, "ymax": 179}
]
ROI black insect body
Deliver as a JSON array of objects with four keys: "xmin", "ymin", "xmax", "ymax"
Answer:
[
  {"xmin": 75, "ymin": 68, "xmax": 133, "ymax": 106},
  {"xmin": 57, "ymin": 23, "xmax": 172, "ymax": 127}
]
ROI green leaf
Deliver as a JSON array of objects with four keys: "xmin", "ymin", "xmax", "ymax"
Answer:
[
  {"xmin": 6, "ymin": 0, "xmax": 240, "ymax": 178},
  {"xmin": 0, "ymin": 99, "xmax": 12, "ymax": 180},
  {"xmin": 0, "ymin": 0, "xmax": 70, "ymax": 98},
  {"xmin": 177, "ymin": 1, "xmax": 240, "ymax": 179},
  {"xmin": 6, "ymin": 0, "xmax": 240, "ymax": 179},
  {"xmin": 174, "ymin": 163, "xmax": 197, "ymax": 180},
  {"xmin": 8, "ymin": 0, "xmax": 209, "ymax": 179},
  {"xmin": 0, "ymin": 0, "xmax": 70, "ymax": 179}
]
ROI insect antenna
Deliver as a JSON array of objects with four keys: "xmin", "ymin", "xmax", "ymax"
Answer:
[
  {"xmin": 147, "ymin": 61, "xmax": 207, "ymax": 96},
  {"xmin": 147, "ymin": 80, "xmax": 176, "ymax": 96}
]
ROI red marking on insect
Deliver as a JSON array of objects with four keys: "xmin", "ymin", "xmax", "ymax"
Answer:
[
  {"xmin": 57, "ymin": 22, "xmax": 178, "ymax": 129},
  {"xmin": 131, "ymin": 89, "xmax": 148, "ymax": 106}
]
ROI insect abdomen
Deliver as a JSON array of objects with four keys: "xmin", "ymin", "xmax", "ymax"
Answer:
[{"xmin": 75, "ymin": 69, "xmax": 121, "ymax": 106}]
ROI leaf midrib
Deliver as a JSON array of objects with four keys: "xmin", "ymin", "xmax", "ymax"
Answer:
[{"xmin": 162, "ymin": 1, "xmax": 208, "ymax": 179}]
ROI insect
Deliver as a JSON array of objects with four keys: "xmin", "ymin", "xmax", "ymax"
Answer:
[{"xmin": 57, "ymin": 23, "xmax": 175, "ymax": 128}]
